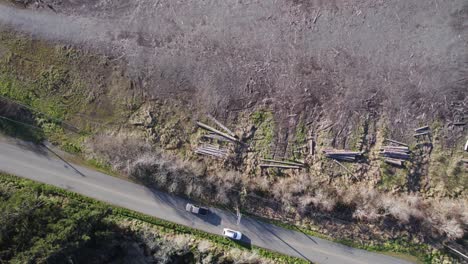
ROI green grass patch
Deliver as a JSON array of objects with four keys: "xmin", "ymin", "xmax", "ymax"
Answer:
[
  {"xmin": 250, "ymin": 110, "xmax": 275, "ymax": 158},
  {"xmin": 378, "ymin": 161, "xmax": 408, "ymax": 191},
  {"xmin": 0, "ymin": 29, "xmax": 133, "ymax": 151},
  {"xmin": 0, "ymin": 172, "xmax": 308, "ymax": 264}
]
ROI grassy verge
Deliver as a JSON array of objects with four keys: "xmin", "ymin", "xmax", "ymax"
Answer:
[{"xmin": 0, "ymin": 172, "xmax": 309, "ymax": 264}]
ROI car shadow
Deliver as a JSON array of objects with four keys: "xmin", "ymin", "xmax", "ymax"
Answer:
[
  {"xmin": 237, "ymin": 234, "xmax": 252, "ymax": 250},
  {"xmin": 193, "ymin": 211, "xmax": 222, "ymax": 226}
]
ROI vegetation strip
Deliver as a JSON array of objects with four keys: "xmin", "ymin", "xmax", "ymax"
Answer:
[
  {"xmin": 243, "ymin": 213, "xmax": 447, "ymax": 264},
  {"xmin": 0, "ymin": 172, "xmax": 309, "ymax": 264}
]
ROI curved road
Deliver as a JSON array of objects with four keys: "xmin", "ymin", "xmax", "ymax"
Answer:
[{"xmin": 0, "ymin": 137, "xmax": 413, "ymax": 264}]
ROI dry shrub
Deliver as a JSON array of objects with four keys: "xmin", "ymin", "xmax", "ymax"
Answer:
[
  {"xmin": 86, "ymin": 133, "xmax": 241, "ymax": 206},
  {"xmin": 426, "ymin": 199, "xmax": 467, "ymax": 240},
  {"xmin": 86, "ymin": 133, "xmax": 467, "ymax": 240},
  {"xmin": 197, "ymin": 240, "xmax": 212, "ymax": 253},
  {"xmin": 228, "ymin": 248, "xmax": 273, "ymax": 264}
]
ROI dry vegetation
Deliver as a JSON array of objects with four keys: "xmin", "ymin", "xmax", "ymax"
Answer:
[
  {"xmin": 1, "ymin": 0, "xmax": 467, "ymax": 261},
  {"xmin": 85, "ymin": 133, "xmax": 467, "ymax": 244}
]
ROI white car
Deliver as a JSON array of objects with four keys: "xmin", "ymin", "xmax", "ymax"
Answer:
[{"xmin": 223, "ymin": 228, "xmax": 242, "ymax": 240}]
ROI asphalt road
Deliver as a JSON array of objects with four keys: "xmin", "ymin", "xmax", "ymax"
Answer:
[{"xmin": 0, "ymin": 138, "xmax": 413, "ymax": 264}]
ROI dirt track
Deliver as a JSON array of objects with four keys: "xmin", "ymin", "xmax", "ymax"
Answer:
[{"xmin": 0, "ymin": 0, "xmax": 466, "ymax": 138}]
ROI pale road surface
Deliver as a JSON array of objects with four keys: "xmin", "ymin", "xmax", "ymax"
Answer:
[{"xmin": 0, "ymin": 138, "xmax": 413, "ymax": 264}]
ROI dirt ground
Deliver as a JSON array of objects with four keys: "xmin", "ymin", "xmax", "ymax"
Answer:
[{"xmin": 1, "ymin": 0, "xmax": 466, "ymax": 128}]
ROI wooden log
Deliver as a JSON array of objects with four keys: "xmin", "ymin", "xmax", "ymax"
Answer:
[
  {"xmin": 465, "ymin": 139, "xmax": 468, "ymax": 152},
  {"xmin": 323, "ymin": 150, "xmax": 362, "ymax": 156},
  {"xmin": 259, "ymin": 164, "xmax": 302, "ymax": 169},
  {"xmin": 260, "ymin": 158, "xmax": 305, "ymax": 167},
  {"xmin": 200, "ymin": 145, "xmax": 228, "ymax": 152},
  {"xmin": 197, "ymin": 121, "xmax": 238, "ymax": 142},
  {"xmin": 380, "ymin": 150, "xmax": 410, "ymax": 155},
  {"xmin": 382, "ymin": 146, "xmax": 409, "ymax": 150},
  {"xmin": 207, "ymin": 114, "xmax": 237, "ymax": 138},
  {"xmin": 197, "ymin": 147, "xmax": 228, "ymax": 155},
  {"xmin": 195, "ymin": 149, "xmax": 226, "ymax": 158},
  {"xmin": 380, "ymin": 149, "xmax": 410, "ymax": 154},
  {"xmin": 324, "ymin": 152, "xmax": 360, "ymax": 155},
  {"xmin": 384, "ymin": 158, "xmax": 403, "ymax": 166},
  {"xmin": 380, "ymin": 147, "xmax": 410, "ymax": 153},
  {"xmin": 325, "ymin": 154, "xmax": 360, "ymax": 160},
  {"xmin": 415, "ymin": 126, "xmax": 429, "ymax": 133},
  {"xmin": 384, "ymin": 138, "xmax": 409, "ymax": 147},
  {"xmin": 197, "ymin": 149, "xmax": 227, "ymax": 156},
  {"xmin": 328, "ymin": 156, "xmax": 356, "ymax": 162},
  {"xmin": 414, "ymin": 131, "xmax": 430, "ymax": 137},
  {"xmin": 196, "ymin": 147, "xmax": 226, "ymax": 154},
  {"xmin": 381, "ymin": 147, "xmax": 409, "ymax": 151},
  {"xmin": 195, "ymin": 151, "xmax": 224, "ymax": 158},
  {"xmin": 380, "ymin": 152, "xmax": 410, "ymax": 160}
]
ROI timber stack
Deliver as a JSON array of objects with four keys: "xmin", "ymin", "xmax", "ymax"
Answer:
[
  {"xmin": 194, "ymin": 143, "xmax": 228, "ymax": 159},
  {"xmin": 195, "ymin": 115, "xmax": 240, "ymax": 159},
  {"xmin": 380, "ymin": 145, "xmax": 410, "ymax": 166}
]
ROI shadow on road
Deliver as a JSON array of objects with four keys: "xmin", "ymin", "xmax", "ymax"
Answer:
[
  {"xmin": 262, "ymin": 223, "xmax": 312, "ymax": 262},
  {"xmin": 13, "ymin": 138, "xmax": 49, "ymax": 156},
  {"xmin": 41, "ymin": 143, "xmax": 86, "ymax": 177},
  {"xmin": 193, "ymin": 211, "xmax": 222, "ymax": 226},
  {"xmin": 238, "ymin": 233, "xmax": 252, "ymax": 249},
  {"xmin": 294, "ymin": 226, "xmax": 318, "ymax": 245}
]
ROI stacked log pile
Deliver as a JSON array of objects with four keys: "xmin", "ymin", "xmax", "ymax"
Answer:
[
  {"xmin": 195, "ymin": 115, "xmax": 240, "ymax": 159},
  {"xmin": 195, "ymin": 144, "xmax": 228, "ymax": 159},
  {"xmin": 323, "ymin": 149, "xmax": 362, "ymax": 162},
  {"xmin": 380, "ymin": 144, "xmax": 410, "ymax": 166}
]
